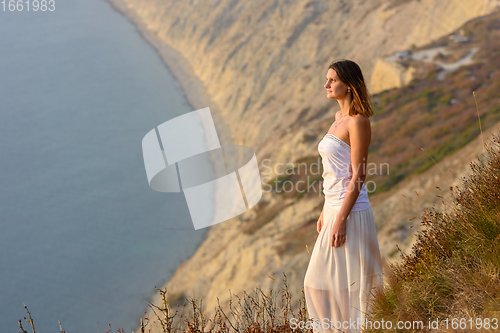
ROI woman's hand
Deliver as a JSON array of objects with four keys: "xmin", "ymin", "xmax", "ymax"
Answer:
[
  {"xmin": 317, "ymin": 215, "xmax": 324, "ymax": 234},
  {"xmin": 331, "ymin": 216, "xmax": 347, "ymax": 247}
]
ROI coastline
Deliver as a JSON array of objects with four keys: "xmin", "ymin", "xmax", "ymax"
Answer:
[
  {"xmin": 104, "ymin": 0, "xmax": 236, "ymax": 331},
  {"xmin": 105, "ymin": 0, "xmax": 234, "ymax": 147}
]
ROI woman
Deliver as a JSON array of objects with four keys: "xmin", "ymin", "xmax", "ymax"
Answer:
[{"xmin": 303, "ymin": 59, "xmax": 383, "ymax": 333}]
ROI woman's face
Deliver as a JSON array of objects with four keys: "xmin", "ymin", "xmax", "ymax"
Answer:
[{"xmin": 324, "ymin": 68, "xmax": 349, "ymax": 99}]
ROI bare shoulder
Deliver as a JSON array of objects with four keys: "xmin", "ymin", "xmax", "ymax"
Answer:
[
  {"xmin": 349, "ymin": 113, "xmax": 371, "ymax": 129},
  {"xmin": 348, "ymin": 114, "xmax": 371, "ymax": 144}
]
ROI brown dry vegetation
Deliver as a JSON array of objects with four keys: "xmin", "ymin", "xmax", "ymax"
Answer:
[
  {"xmin": 265, "ymin": 11, "xmax": 500, "ymax": 197},
  {"xmin": 366, "ymin": 132, "xmax": 500, "ymax": 332}
]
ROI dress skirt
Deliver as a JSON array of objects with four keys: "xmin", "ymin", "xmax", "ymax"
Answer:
[{"xmin": 304, "ymin": 203, "xmax": 383, "ymax": 333}]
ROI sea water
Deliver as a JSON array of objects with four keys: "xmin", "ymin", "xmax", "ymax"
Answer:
[{"xmin": 0, "ymin": 0, "xmax": 208, "ymax": 332}]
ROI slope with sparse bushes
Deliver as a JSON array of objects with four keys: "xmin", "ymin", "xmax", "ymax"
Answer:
[{"xmin": 367, "ymin": 133, "xmax": 500, "ymax": 332}]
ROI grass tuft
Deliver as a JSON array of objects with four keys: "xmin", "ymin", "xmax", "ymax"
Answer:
[{"xmin": 366, "ymin": 132, "xmax": 500, "ymax": 332}]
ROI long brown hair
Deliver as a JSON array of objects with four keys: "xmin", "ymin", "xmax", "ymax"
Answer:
[{"xmin": 328, "ymin": 59, "xmax": 374, "ymax": 117}]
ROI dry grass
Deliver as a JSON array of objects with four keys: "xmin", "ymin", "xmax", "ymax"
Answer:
[
  {"xmin": 17, "ymin": 274, "xmax": 313, "ymax": 333},
  {"xmin": 365, "ymin": 132, "xmax": 500, "ymax": 332},
  {"xmin": 141, "ymin": 273, "xmax": 313, "ymax": 333},
  {"xmin": 17, "ymin": 131, "xmax": 500, "ymax": 333}
]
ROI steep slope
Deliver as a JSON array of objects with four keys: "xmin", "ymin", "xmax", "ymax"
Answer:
[
  {"xmin": 368, "ymin": 133, "xmax": 500, "ymax": 332},
  {"xmin": 108, "ymin": 0, "xmax": 499, "ymax": 181},
  {"xmin": 138, "ymin": 119, "xmax": 500, "ymax": 333},
  {"xmin": 102, "ymin": 1, "xmax": 500, "ymax": 331}
]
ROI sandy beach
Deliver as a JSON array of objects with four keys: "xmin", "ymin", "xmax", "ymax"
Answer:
[
  {"xmin": 104, "ymin": 1, "xmax": 237, "ymax": 331},
  {"xmin": 105, "ymin": 0, "xmax": 235, "ymax": 147}
]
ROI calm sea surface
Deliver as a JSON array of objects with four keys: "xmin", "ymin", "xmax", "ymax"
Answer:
[{"xmin": 0, "ymin": 0, "xmax": 207, "ymax": 332}]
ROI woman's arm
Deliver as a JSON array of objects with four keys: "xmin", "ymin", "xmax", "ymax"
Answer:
[
  {"xmin": 317, "ymin": 205, "xmax": 325, "ymax": 233},
  {"xmin": 330, "ymin": 115, "xmax": 371, "ymax": 247}
]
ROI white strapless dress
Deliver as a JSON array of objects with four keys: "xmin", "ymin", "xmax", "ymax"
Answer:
[{"xmin": 303, "ymin": 133, "xmax": 383, "ymax": 333}]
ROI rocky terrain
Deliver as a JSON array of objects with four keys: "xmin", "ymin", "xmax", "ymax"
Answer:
[{"xmin": 104, "ymin": 0, "xmax": 500, "ymax": 331}]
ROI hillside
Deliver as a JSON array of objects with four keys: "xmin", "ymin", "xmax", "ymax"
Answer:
[
  {"xmin": 107, "ymin": 0, "xmax": 500, "ymax": 184},
  {"xmin": 368, "ymin": 132, "xmax": 500, "ymax": 332},
  {"xmin": 103, "ymin": 0, "xmax": 500, "ymax": 332}
]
